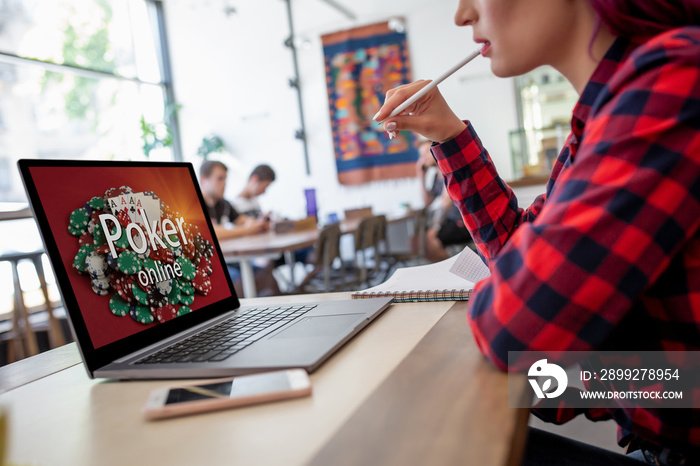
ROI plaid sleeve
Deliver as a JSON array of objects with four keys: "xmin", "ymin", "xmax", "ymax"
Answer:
[
  {"xmin": 466, "ymin": 30, "xmax": 700, "ymax": 370},
  {"xmin": 431, "ymin": 124, "xmax": 548, "ymax": 261}
]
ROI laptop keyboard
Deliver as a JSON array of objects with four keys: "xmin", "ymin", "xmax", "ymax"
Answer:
[{"xmin": 135, "ymin": 304, "xmax": 317, "ymax": 364}]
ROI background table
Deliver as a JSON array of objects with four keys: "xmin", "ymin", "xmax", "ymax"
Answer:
[
  {"xmin": 219, "ymin": 229, "xmax": 319, "ymax": 297},
  {"xmin": 0, "ymin": 294, "xmax": 529, "ymax": 466},
  {"xmin": 218, "ymin": 210, "xmax": 422, "ymax": 297}
]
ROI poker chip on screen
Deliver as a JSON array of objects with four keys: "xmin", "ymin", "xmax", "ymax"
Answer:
[
  {"xmin": 91, "ymin": 284, "xmax": 110, "ymax": 296},
  {"xmin": 95, "ymin": 244, "xmax": 111, "ymax": 255},
  {"xmin": 155, "ymin": 278, "xmax": 173, "ymax": 296},
  {"xmin": 87, "ymin": 218, "xmax": 97, "ymax": 236},
  {"xmin": 85, "ymin": 251, "xmax": 109, "ymax": 278},
  {"xmin": 166, "ymin": 281, "xmax": 181, "ymax": 305},
  {"xmin": 113, "ymin": 228, "xmax": 132, "ymax": 251},
  {"xmin": 177, "ymin": 256, "xmax": 196, "ymax": 281},
  {"xmin": 78, "ymin": 232, "xmax": 92, "ymax": 246},
  {"xmin": 133, "ymin": 285, "xmax": 150, "ymax": 306},
  {"xmin": 131, "ymin": 304, "xmax": 155, "ymax": 324},
  {"xmin": 91, "ymin": 276, "xmax": 111, "ymax": 291},
  {"xmin": 177, "ymin": 305, "xmax": 192, "ymax": 317},
  {"xmin": 155, "ymin": 304, "xmax": 178, "ymax": 323},
  {"xmin": 114, "ymin": 275, "xmax": 135, "ymax": 303},
  {"xmin": 73, "ymin": 243, "xmax": 95, "ymax": 273},
  {"xmin": 117, "ymin": 250, "xmax": 142, "ymax": 275},
  {"xmin": 88, "ymin": 196, "xmax": 105, "ymax": 210},
  {"xmin": 192, "ymin": 269, "xmax": 212, "ymax": 295},
  {"xmin": 109, "ymin": 295, "xmax": 131, "ymax": 317},
  {"xmin": 92, "ymin": 222, "xmax": 107, "ymax": 246},
  {"xmin": 69, "ymin": 208, "xmax": 90, "ymax": 232},
  {"xmin": 161, "ymin": 248, "xmax": 175, "ymax": 265},
  {"xmin": 148, "ymin": 288, "xmax": 168, "ymax": 308},
  {"xmin": 179, "ymin": 279, "xmax": 194, "ymax": 296},
  {"xmin": 135, "ymin": 240, "xmax": 150, "ymax": 261},
  {"xmin": 69, "ymin": 187, "xmax": 217, "ymax": 327},
  {"xmin": 106, "ymin": 252, "xmax": 119, "ymax": 270},
  {"xmin": 179, "ymin": 293, "xmax": 194, "ymax": 306}
]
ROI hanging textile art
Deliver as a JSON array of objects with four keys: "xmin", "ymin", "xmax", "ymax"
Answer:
[{"xmin": 322, "ymin": 21, "xmax": 419, "ymax": 185}]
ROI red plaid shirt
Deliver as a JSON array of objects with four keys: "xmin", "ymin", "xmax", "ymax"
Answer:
[{"xmin": 432, "ymin": 27, "xmax": 700, "ymax": 453}]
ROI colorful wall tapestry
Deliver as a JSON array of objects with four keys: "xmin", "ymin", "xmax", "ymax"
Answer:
[{"xmin": 322, "ymin": 21, "xmax": 419, "ymax": 185}]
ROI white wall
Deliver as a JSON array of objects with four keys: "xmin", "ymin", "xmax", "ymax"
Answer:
[{"xmin": 164, "ymin": 0, "xmax": 520, "ymax": 221}]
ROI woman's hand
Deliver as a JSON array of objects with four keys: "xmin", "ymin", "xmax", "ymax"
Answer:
[{"xmin": 374, "ymin": 80, "xmax": 467, "ymax": 144}]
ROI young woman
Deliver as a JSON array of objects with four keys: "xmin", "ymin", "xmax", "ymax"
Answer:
[{"xmin": 374, "ymin": 1, "xmax": 700, "ymax": 464}]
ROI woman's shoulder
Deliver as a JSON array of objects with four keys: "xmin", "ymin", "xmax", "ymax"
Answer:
[
  {"xmin": 644, "ymin": 26, "xmax": 700, "ymax": 49},
  {"xmin": 626, "ymin": 26, "xmax": 700, "ymax": 72},
  {"xmin": 595, "ymin": 26, "xmax": 700, "ymax": 110}
]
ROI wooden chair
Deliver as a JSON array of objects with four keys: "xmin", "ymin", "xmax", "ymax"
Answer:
[
  {"xmin": 343, "ymin": 207, "xmax": 373, "ymax": 221},
  {"xmin": 297, "ymin": 223, "xmax": 344, "ymax": 293},
  {"xmin": 292, "ymin": 216, "xmax": 318, "ymax": 232},
  {"xmin": 271, "ymin": 217, "xmax": 320, "ymax": 292},
  {"xmin": 1, "ymin": 251, "xmax": 66, "ymax": 363},
  {"xmin": 378, "ymin": 208, "xmax": 429, "ymax": 280},
  {"xmin": 342, "ymin": 215, "xmax": 387, "ymax": 289},
  {"xmin": 273, "ymin": 216, "xmax": 318, "ymax": 234}
]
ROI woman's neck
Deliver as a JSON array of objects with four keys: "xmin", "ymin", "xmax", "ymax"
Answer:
[{"xmin": 552, "ymin": 5, "xmax": 618, "ymax": 94}]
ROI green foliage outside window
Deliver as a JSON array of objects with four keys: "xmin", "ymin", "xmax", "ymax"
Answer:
[
  {"xmin": 197, "ymin": 135, "xmax": 226, "ymax": 159},
  {"xmin": 41, "ymin": 0, "xmax": 116, "ymax": 127},
  {"xmin": 141, "ymin": 103, "xmax": 180, "ymax": 158}
]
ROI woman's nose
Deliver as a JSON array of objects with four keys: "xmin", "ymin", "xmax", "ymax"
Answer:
[{"xmin": 454, "ymin": 0, "xmax": 477, "ymax": 27}]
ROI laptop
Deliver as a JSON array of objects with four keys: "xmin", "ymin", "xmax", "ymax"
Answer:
[{"xmin": 18, "ymin": 159, "xmax": 393, "ymax": 380}]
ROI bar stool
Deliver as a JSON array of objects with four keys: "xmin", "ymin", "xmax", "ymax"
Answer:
[{"xmin": 1, "ymin": 250, "xmax": 66, "ymax": 363}]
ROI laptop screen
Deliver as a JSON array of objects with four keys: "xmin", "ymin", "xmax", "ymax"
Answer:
[{"xmin": 25, "ymin": 163, "xmax": 235, "ymax": 350}]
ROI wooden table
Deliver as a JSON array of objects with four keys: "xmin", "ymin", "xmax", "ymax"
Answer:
[
  {"xmin": 0, "ymin": 294, "xmax": 529, "ymax": 466},
  {"xmin": 218, "ymin": 210, "xmax": 421, "ymax": 298}
]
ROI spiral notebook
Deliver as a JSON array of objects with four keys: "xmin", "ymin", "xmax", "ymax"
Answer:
[{"xmin": 352, "ymin": 247, "xmax": 490, "ymax": 303}]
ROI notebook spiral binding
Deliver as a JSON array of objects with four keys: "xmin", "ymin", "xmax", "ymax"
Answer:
[{"xmin": 351, "ymin": 289, "xmax": 472, "ymax": 303}]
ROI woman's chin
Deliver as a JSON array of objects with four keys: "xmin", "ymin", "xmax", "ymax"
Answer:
[
  {"xmin": 490, "ymin": 59, "xmax": 530, "ymax": 79},
  {"xmin": 490, "ymin": 63, "xmax": 513, "ymax": 78}
]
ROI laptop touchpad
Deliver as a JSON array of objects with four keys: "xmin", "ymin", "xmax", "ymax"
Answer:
[{"xmin": 271, "ymin": 314, "xmax": 364, "ymax": 339}]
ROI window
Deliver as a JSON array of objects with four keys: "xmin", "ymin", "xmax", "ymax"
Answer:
[
  {"xmin": 509, "ymin": 66, "xmax": 578, "ymax": 180},
  {"xmin": 0, "ymin": 0, "xmax": 180, "ymax": 202}
]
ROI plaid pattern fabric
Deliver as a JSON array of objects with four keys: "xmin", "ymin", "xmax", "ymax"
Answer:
[{"xmin": 432, "ymin": 27, "xmax": 700, "ymax": 453}]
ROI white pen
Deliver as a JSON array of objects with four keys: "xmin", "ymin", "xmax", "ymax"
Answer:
[{"xmin": 374, "ymin": 44, "xmax": 485, "ymax": 135}]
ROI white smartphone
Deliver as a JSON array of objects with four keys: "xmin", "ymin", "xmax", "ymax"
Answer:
[{"xmin": 141, "ymin": 369, "xmax": 312, "ymax": 421}]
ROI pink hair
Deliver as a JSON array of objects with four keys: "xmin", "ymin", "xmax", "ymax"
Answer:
[{"xmin": 588, "ymin": 0, "xmax": 700, "ymax": 38}]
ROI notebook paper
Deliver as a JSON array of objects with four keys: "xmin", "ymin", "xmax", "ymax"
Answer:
[{"xmin": 449, "ymin": 246, "xmax": 491, "ymax": 283}]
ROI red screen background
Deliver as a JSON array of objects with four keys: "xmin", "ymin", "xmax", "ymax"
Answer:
[{"xmin": 29, "ymin": 165, "xmax": 233, "ymax": 348}]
